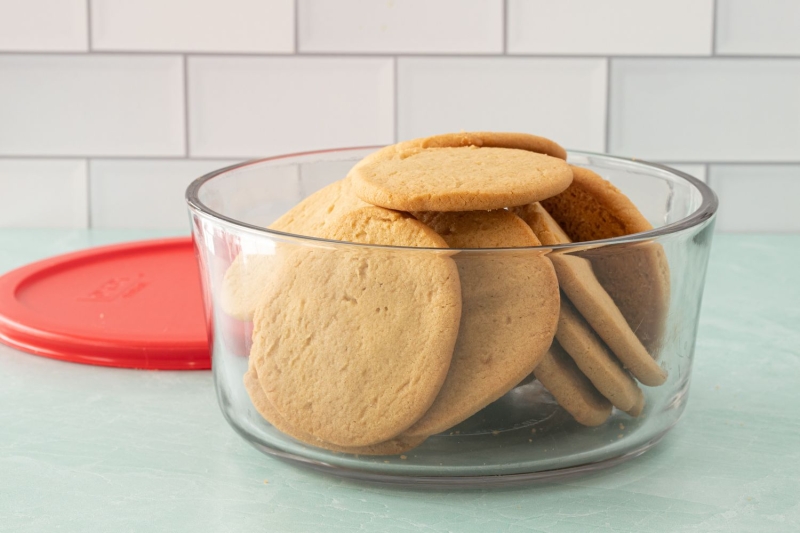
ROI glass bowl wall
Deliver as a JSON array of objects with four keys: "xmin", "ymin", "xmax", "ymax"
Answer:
[{"xmin": 186, "ymin": 148, "xmax": 717, "ymax": 486}]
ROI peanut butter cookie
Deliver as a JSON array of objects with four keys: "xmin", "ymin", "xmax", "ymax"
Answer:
[
  {"xmin": 252, "ymin": 207, "xmax": 461, "ymax": 447},
  {"xmin": 350, "ymin": 144, "xmax": 572, "ymax": 212},
  {"xmin": 540, "ymin": 165, "xmax": 670, "ymax": 353},
  {"xmin": 404, "ymin": 210, "xmax": 559, "ymax": 437}
]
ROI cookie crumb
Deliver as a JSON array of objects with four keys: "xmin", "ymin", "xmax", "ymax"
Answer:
[
  {"xmin": 617, "ymin": 434, "xmax": 623, "ymax": 439},
  {"xmin": 263, "ymin": 480, "xmax": 269, "ymax": 484},
  {"xmin": 530, "ymin": 428, "xmax": 537, "ymax": 434},
  {"xmin": 383, "ymin": 460, "xmax": 390, "ymax": 464},
  {"xmin": 492, "ymin": 430, "xmax": 500, "ymax": 436},
  {"xmin": 619, "ymin": 423, "xmax": 625, "ymax": 430},
  {"xmin": 454, "ymin": 430, "xmax": 460, "ymax": 435},
  {"xmin": 400, "ymin": 455, "xmax": 407, "ymax": 460},
  {"xmin": 528, "ymin": 439, "xmax": 533, "ymax": 443}
]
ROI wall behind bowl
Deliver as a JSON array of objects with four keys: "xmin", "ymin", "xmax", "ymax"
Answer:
[{"xmin": 0, "ymin": 0, "xmax": 798, "ymax": 232}]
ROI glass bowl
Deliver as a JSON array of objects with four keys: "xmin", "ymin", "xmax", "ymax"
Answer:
[{"xmin": 186, "ymin": 147, "xmax": 717, "ymax": 486}]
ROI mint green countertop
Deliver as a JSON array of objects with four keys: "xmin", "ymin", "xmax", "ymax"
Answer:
[{"xmin": 1, "ymin": 230, "xmax": 798, "ymax": 532}]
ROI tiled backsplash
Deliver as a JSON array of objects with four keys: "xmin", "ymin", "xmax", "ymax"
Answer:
[{"xmin": 0, "ymin": 0, "xmax": 797, "ymax": 232}]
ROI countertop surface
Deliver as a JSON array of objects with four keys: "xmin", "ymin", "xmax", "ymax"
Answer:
[{"xmin": 1, "ymin": 229, "xmax": 798, "ymax": 533}]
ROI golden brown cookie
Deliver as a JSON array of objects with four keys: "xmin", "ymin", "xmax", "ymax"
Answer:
[
  {"xmin": 540, "ymin": 165, "xmax": 670, "ymax": 352},
  {"xmin": 220, "ymin": 254, "xmax": 275, "ymax": 321},
  {"xmin": 403, "ymin": 210, "xmax": 559, "ymax": 437},
  {"xmin": 244, "ymin": 366, "xmax": 425, "ymax": 455},
  {"xmin": 221, "ymin": 178, "xmax": 369, "ymax": 321},
  {"xmin": 324, "ymin": 206, "xmax": 449, "ymax": 248},
  {"xmin": 269, "ymin": 178, "xmax": 369, "ymax": 237},
  {"xmin": 556, "ymin": 297, "xmax": 642, "ymax": 412},
  {"xmin": 349, "ymin": 144, "xmax": 573, "ymax": 212},
  {"xmin": 514, "ymin": 203, "xmax": 667, "ymax": 386},
  {"xmin": 399, "ymin": 131, "xmax": 567, "ymax": 160},
  {"xmin": 534, "ymin": 341, "xmax": 612, "ymax": 427},
  {"xmin": 413, "ymin": 209, "xmax": 541, "ymax": 248},
  {"xmin": 252, "ymin": 210, "xmax": 461, "ymax": 447}
]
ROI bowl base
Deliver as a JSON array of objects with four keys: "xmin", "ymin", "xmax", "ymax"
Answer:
[{"xmin": 245, "ymin": 427, "xmax": 670, "ymax": 488}]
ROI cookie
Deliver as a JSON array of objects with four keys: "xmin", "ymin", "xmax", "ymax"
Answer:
[
  {"xmin": 349, "ymin": 144, "xmax": 573, "ymax": 212},
  {"xmin": 541, "ymin": 165, "xmax": 670, "ymax": 352},
  {"xmin": 399, "ymin": 131, "xmax": 567, "ymax": 160},
  {"xmin": 220, "ymin": 254, "xmax": 276, "ymax": 321},
  {"xmin": 324, "ymin": 206, "xmax": 450, "ymax": 248},
  {"xmin": 556, "ymin": 297, "xmax": 642, "ymax": 412},
  {"xmin": 269, "ymin": 178, "xmax": 369, "ymax": 237},
  {"xmin": 252, "ymin": 209, "xmax": 461, "ymax": 447},
  {"xmin": 514, "ymin": 203, "xmax": 667, "ymax": 386},
  {"xmin": 534, "ymin": 341, "xmax": 612, "ymax": 427},
  {"xmin": 244, "ymin": 365, "xmax": 425, "ymax": 455},
  {"xmin": 221, "ymin": 178, "xmax": 368, "ymax": 321},
  {"xmin": 404, "ymin": 210, "xmax": 559, "ymax": 437}
]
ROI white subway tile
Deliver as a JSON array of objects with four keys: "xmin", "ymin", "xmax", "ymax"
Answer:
[
  {"xmin": 717, "ymin": 0, "xmax": 800, "ymax": 55},
  {"xmin": 0, "ymin": 159, "xmax": 87, "ymax": 228},
  {"xmin": 508, "ymin": 0, "xmax": 714, "ymax": 55},
  {"xmin": 188, "ymin": 57, "xmax": 394, "ymax": 158},
  {"xmin": 609, "ymin": 59, "xmax": 800, "ymax": 162},
  {"xmin": 397, "ymin": 57, "xmax": 607, "ymax": 152},
  {"xmin": 0, "ymin": 0, "xmax": 87, "ymax": 51},
  {"xmin": 664, "ymin": 164, "xmax": 707, "ymax": 183},
  {"xmin": 92, "ymin": 0, "xmax": 294, "ymax": 53},
  {"xmin": 298, "ymin": 0, "xmax": 502, "ymax": 53},
  {"xmin": 0, "ymin": 55, "xmax": 184, "ymax": 157},
  {"xmin": 710, "ymin": 165, "xmax": 800, "ymax": 232},
  {"xmin": 299, "ymin": 160, "xmax": 358, "ymax": 197},
  {"xmin": 89, "ymin": 159, "xmax": 242, "ymax": 229}
]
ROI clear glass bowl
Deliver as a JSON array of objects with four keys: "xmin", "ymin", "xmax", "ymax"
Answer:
[{"xmin": 186, "ymin": 148, "xmax": 717, "ymax": 486}]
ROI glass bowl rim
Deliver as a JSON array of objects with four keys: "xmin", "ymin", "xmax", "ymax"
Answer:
[{"xmin": 185, "ymin": 146, "xmax": 718, "ymax": 252}]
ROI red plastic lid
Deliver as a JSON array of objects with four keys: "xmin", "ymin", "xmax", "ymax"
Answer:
[{"xmin": 0, "ymin": 238, "xmax": 210, "ymax": 370}]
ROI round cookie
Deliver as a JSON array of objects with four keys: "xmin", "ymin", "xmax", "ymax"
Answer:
[
  {"xmin": 540, "ymin": 165, "xmax": 670, "ymax": 352},
  {"xmin": 349, "ymin": 145, "xmax": 573, "ymax": 212},
  {"xmin": 252, "ymin": 208, "xmax": 461, "ymax": 447},
  {"xmin": 324, "ymin": 206, "xmax": 449, "ymax": 248},
  {"xmin": 220, "ymin": 254, "xmax": 276, "ymax": 321},
  {"xmin": 221, "ymin": 178, "xmax": 369, "ymax": 321},
  {"xmin": 534, "ymin": 341, "xmax": 612, "ymax": 427},
  {"xmin": 556, "ymin": 297, "xmax": 643, "ymax": 412},
  {"xmin": 413, "ymin": 209, "xmax": 545, "ymax": 249},
  {"xmin": 514, "ymin": 203, "xmax": 667, "ymax": 386},
  {"xmin": 400, "ymin": 131, "xmax": 567, "ymax": 160},
  {"xmin": 244, "ymin": 366, "xmax": 425, "ymax": 455},
  {"xmin": 404, "ymin": 210, "xmax": 559, "ymax": 437},
  {"xmin": 269, "ymin": 177, "xmax": 369, "ymax": 237}
]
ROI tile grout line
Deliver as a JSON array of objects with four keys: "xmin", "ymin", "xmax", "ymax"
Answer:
[
  {"xmin": 1, "ymin": 50, "xmax": 798, "ymax": 60},
  {"xmin": 502, "ymin": 0, "xmax": 508, "ymax": 54},
  {"xmin": 183, "ymin": 55, "xmax": 190, "ymax": 157},
  {"xmin": 85, "ymin": 158, "xmax": 92, "ymax": 228},
  {"xmin": 294, "ymin": 0, "xmax": 300, "ymax": 54},
  {"xmin": 86, "ymin": 0, "xmax": 93, "ymax": 51},
  {"xmin": 393, "ymin": 56, "xmax": 399, "ymax": 143},
  {"xmin": 604, "ymin": 57, "xmax": 612, "ymax": 153},
  {"xmin": 0, "ymin": 155, "xmax": 792, "ymax": 165},
  {"xmin": 711, "ymin": 0, "xmax": 719, "ymax": 55}
]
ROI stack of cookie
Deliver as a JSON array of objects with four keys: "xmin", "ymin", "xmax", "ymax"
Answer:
[{"xmin": 225, "ymin": 132, "xmax": 670, "ymax": 455}]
